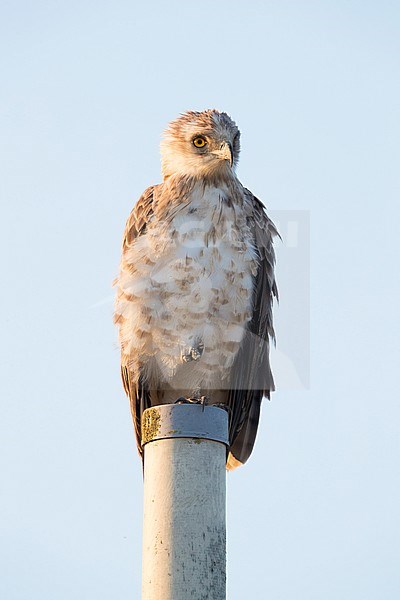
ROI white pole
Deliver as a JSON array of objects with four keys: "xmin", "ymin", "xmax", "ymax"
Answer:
[{"xmin": 141, "ymin": 404, "xmax": 228, "ymax": 600}]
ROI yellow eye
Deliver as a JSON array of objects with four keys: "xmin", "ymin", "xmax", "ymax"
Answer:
[{"xmin": 193, "ymin": 137, "xmax": 207, "ymax": 148}]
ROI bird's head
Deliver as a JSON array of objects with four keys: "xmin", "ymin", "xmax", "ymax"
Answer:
[{"xmin": 160, "ymin": 109, "xmax": 241, "ymax": 181}]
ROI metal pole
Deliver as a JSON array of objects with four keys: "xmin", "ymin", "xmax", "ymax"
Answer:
[{"xmin": 141, "ymin": 403, "xmax": 228, "ymax": 600}]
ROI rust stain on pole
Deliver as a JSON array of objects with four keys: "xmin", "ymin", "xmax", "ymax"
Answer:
[{"xmin": 141, "ymin": 407, "xmax": 161, "ymax": 445}]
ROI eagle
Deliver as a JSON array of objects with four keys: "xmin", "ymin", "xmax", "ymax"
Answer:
[{"xmin": 114, "ymin": 110, "xmax": 278, "ymax": 470}]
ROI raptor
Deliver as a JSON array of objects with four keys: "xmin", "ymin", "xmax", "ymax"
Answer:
[{"xmin": 114, "ymin": 110, "xmax": 278, "ymax": 469}]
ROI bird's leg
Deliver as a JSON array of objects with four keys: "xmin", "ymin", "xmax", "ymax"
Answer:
[
  {"xmin": 174, "ymin": 396, "xmax": 201, "ymax": 405},
  {"xmin": 174, "ymin": 392, "xmax": 209, "ymax": 411},
  {"xmin": 174, "ymin": 396, "xmax": 189, "ymax": 404}
]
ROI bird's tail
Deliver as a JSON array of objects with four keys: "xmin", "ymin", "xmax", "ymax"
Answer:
[{"xmin": 226, "ymin": 397, "xmax": 261, "ymax": 470}]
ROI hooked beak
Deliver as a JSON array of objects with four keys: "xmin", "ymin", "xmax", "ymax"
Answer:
[{"xmin": 213, "ymin": 141, "xmax": 233, "ymax": 167}]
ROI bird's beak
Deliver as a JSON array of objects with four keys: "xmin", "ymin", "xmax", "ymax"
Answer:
[{"xmin": 213, "ymin": 141, "xmax": 233, "ymax": 167}]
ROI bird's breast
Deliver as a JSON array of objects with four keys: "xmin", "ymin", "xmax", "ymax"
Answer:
[{"xmin": 118, "ymin": 184, "xmax": 258, "ymax": 388}]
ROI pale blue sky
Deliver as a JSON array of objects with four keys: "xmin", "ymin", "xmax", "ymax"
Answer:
[{"xmin": 1, "ymin": 1, "xmax": 399, "ymax": 598}]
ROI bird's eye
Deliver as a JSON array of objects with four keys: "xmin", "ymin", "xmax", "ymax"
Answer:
[{"xmin": 193, "ymin": 137, "xmax": 207, "ymax": 148}]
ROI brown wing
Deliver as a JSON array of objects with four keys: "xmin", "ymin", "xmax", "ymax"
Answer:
[
  {"xmin": 226, "ymin": 190, "xmax": 279, "ymax": 469},
  {"xmin": 115, "ymin": 185, "xmax": 156, "ymax": 456}
]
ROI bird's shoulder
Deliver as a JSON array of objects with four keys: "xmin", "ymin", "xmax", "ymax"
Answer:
[
  {"xmin": 122, "ymin": 176, "xmax": 201, "ymax": 248},
  {"xmin": 242, "ymin": 187, "xmax": 279, "ymax": 237},
  {"xmin": 122, "ymin": 184, "xmax": 160, "ymax": 250}
]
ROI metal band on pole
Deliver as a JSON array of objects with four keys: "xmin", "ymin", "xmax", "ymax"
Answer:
[
  {"xmin": 141, "ymin": 403, "xmax": 228, "ymax": 600},
  {"xmin": 141, "ymin": 403, "xmax": 230, "ymax": 447}
]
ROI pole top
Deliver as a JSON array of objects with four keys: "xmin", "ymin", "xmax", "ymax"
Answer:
[{"xmin": 141, "ymin": 403, "xmax": 229, "ymax": 448}]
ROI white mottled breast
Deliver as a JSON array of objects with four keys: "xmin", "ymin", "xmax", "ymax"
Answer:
[{"xmin": 117, "ymin": 182, "xmax": 258, "ymax": 391}]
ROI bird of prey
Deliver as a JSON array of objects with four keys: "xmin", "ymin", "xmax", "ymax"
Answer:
[{"xmin": 114, "ymin": 109, "xmax": 278, "ymax": 469}]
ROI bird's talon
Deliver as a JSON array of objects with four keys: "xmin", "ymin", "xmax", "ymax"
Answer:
[
  {"xmin": 213, "ymin": 402, "xmax": 231, "ymax": 414},
  {"xmin": 174, "ymin": 396, "xmax": 188, "ymax": 404}
]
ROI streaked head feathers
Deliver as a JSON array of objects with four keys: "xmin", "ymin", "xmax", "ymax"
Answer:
[{"xmin": 160, "ymin": 109, "xmax": 241, "ymax": 179}]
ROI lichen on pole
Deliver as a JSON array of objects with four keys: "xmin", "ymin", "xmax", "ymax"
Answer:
[{"xmin": 141, "ymin": 403, "xmax": 229, "ymax": 600}]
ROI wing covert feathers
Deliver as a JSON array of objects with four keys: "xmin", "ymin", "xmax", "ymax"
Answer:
[
  {"xmin": 116, "ymin": 186, "xmax": 156, "ymax": 457},
  {"xmin": 226, "ymin": 190, "xmax": 278, "ymax": 467}
]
